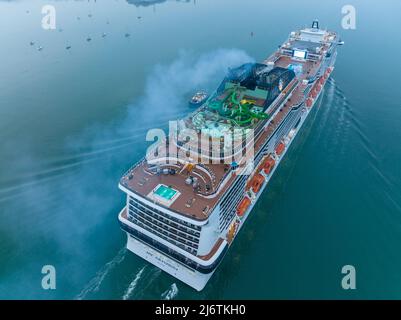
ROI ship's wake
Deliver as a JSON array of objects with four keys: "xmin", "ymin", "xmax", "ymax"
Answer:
[
  {"xmin": 122, "ymin": 265, "xmax": 147, "ymax": 300},
  {"xmin": 161, "ymin": 283, "xmax": 179, "ymax": 300},
  {"xmin": 75, "ymin": 247, "xmax": 126, "ymax": 300},
  {"xmin": 324, "ymin": 78, "xmax": 401, "ymax": 214},
  {"xmin": 121, "ymin": 267, "xmax": 162, "ymax": 300}
]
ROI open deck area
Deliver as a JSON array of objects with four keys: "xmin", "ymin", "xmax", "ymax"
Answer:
[{"xmin": 120, "ymin": 29, "xmax": 330, "ymax": 221}]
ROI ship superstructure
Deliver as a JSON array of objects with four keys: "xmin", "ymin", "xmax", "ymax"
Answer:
[{"xmin": 118, "ymin": 21, "xmax": 342, "ymax": 291}]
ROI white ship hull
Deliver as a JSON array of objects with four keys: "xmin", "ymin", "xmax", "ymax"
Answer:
[{"xmin": 124, "ymin": 230, "xmax": 214, "ymax": 291}]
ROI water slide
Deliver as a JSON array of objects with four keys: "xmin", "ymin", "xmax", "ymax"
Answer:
[{"xmin": 207, "ymin": 86, "xmax": 268, "ymax": 127}]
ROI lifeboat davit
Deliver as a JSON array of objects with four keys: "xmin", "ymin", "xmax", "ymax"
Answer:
[
  {"xmin": 263, "ymin": 157, "xmax": 276, "ymax": 175},
  {"xmin": 275, "ymin": 142, "xmax": 285, "ymax": 156},
  {"xmin": 251, "ymin": 174, "xmax": 265, "ymax": 193},
  {"xmin": 306, "ymin": 97, "xmax": 313, "ymax": 107},
  {"xmin": 237, "ymin": 197, "xmax": 251, "ymax": 217}
]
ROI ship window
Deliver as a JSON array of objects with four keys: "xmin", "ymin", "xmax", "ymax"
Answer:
[
  {"xmin": 129, "ymin": 198, "xmax": 201, "ymax": 232},
  {"xmin": 293, "ymin": 50, "xmax": 307, "ymax": 59}
]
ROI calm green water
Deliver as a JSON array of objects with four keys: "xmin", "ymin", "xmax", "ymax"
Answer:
[{"xmin": 1, "ymin": 0, "xmax": 401, "ymax": 299}]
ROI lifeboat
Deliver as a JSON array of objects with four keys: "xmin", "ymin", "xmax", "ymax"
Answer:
[
  {"xmin": 275, "ymin": 142, "xmax": 285, "ymax": 156},
  {"xmin": 306, "ymin": 97, "xmax": 313, "ymax": 108},
  {"xmin": 263, "ymin": 157, "xmax": 276, "ymax": 175},
  {"xmin": 236, "ymin": 197, "xmax": 251, "ymax": 217},
  {"xmin": 251, "ymin": 174, "xmax": 265, "ymax": 193},
  {"xmin": 311, "ymin": 89, "xmax": 317, "ymax": 99},
  {"xmin": 317, "ymin": 84, "xmax": 322, "ymax": 92},
  {"xmin": 227, "ymin": 221, "xmax": 236, "ymax": 243},
  {"xmin": 319, "ymin": 77, "xmax": 324, "ymax": 85}
]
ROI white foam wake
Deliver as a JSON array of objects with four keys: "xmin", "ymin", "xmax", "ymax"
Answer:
[
  {"xmin": 122, "ymin": 266, "xmax": 147, "ymax": 300},
  {"xmin": 161, "ymin": 283, "xmax": 179, "ymax": 300},
  {"xmin": 75, "ymin": 247, "xmax": 126, "ymax": 300}
]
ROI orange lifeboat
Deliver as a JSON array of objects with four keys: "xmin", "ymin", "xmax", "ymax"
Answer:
[
  {"xmin": 236, "ymin": 197, "xmax": 251, "ymax": 217},
  {"xmin": 319, "ymin": 77, "xmax": 324, "ymax": 85},
  {"xmin": 251, "ymin": 174, "xmax": 265, "ymax": 193},
  {"xmin": 311, "ymin": 89, "xmax": 317, "ymax": 99},
  {"xmin": 275, "ymin": 142, "xmax": 285, "ymax": 156},
  {"xmin": 263, "ymin": 157, "xmax": 276, "ymax": 175},
  {"xmin": 306, "ymin": 97, "xmax": 313, "ymax": 108},
  {"xmin": 317, "ymin": 84, "xmax": 322, "ymax": 92}
]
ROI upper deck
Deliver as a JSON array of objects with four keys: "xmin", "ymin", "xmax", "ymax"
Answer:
[{"xmin": 120, "ymin": 22, "xmax": 339, "ymax": 221}]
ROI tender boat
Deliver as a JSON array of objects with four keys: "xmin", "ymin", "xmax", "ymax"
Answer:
[{"xmin": 189, "ymin": 91, "xmax": 208, "ymax": 107}]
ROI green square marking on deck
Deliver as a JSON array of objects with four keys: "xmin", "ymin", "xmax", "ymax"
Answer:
[{"xmin": 154, "ymin": 185, "xmax": 177, "ymax": 201}]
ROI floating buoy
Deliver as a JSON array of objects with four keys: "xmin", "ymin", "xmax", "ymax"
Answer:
[
  {"xmin": 30, "ymin": 41, "xmax": 35, "ymax": 46},
  {"xmin": 86, "ymin": 36, "xmax": 92, "ymax": 42},
  {"xmin": 66, "ymin": 45, "xmax": 71, "ymax": 50},
  {"xmin": 102, "ymin": 32, "xmax": 107, "ymax": 38},
  {"xmin": 125, "ymin": 33, "xmax": 130, "ymax": 38},
  {"xmin": 37, "ymin": 46, "xmax": 43, "ymax": 51}
]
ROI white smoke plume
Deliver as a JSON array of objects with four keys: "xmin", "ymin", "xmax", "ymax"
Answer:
[{"xmin": 0, "ymin": 49, "xmax": 253, "ymax": 299}]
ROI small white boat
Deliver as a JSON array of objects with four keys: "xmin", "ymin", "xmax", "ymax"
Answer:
[{"xmin": 189, "ymin": 91, "xmax": 208, "ymax": 107}]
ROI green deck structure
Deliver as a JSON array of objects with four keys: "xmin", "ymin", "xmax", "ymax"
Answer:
[{"xmin": 205, "ymin": 85, "xmax": 269, "ymax": 127}]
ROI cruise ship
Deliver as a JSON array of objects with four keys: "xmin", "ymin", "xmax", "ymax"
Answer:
[{"xmin": 118, "ymin": 21, "xmax": 343, "ymax": 291}]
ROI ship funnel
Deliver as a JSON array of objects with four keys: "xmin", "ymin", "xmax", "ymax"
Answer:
[{"xmin": 312, "ymin": 20, "xmax": 319, "ymax": 29}]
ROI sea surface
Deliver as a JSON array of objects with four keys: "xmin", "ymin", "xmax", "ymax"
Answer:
[{"xmin": 1, "ymin": 0, "xmax": 401, "ymax": 299}]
